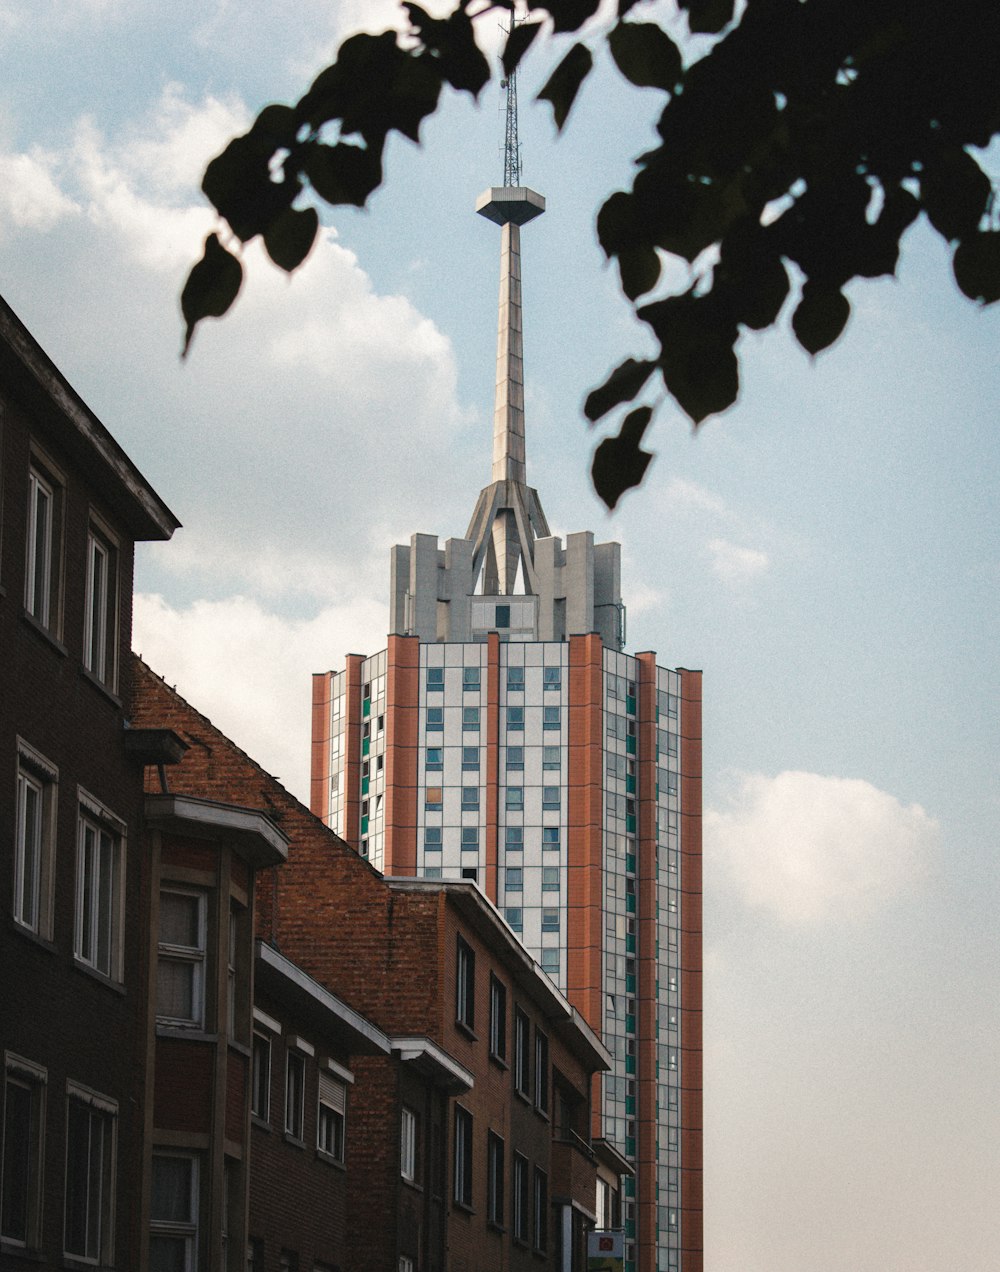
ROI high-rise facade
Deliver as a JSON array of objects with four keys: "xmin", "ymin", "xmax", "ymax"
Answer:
[{"xmin": 310, "ymin": 165, "xmax": 702, "ymax": 1272}]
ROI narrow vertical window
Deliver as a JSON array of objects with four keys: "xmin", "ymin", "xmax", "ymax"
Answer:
[
  {"xmin": 75, "ymin": 803, "xmax": 124, "ymax": 981},
  {"xmin": 489, "ymin": 975, "xmax": 507, "ymax": 1063},
  {"xmin": 317, "ymin": 1071, "xmax": 346, "ymax": 1162},
  {"xmin": 535, "ymin": 1030, "xmax": 549, "ymax": 1113},
  {"xmin": 533, "ymin": 1168, "xmax": 548, "ymax": 1253},
  {"xmin": 455, "ymin": 936, "xmax": 475, "ymax": 1032},
  {"xmin": 156, "ymin": 889, "xmax": 207, "ymax": 1027},
  {"xmin": 512, "ymin": 1153, "xmax": 528, "ymax": 1244},
  {"xmin": 487, "ymin": 1132, "xmax": 505, "ymax": 1227},
  {"xmin": 453, "ymin": 1106, "xmax": 473, "ymax": 1207},
  {"xmin": 149, "ymin": 1152, "xmax": 199, "ymax": 1272},
  {"xmin": 514, "ymin": 1009, "xmax": 530, "ymax": 1097},
  {"xmin": 400, "ymin": 1106, "xmax": 418, "ymax": 1182},
  {"xmin": 64, "ymin": 1089, "xmax": 116, "ymax": 1263},
  {"xmin": 251, "ymin": 1032, "xmax": 271, "ymax": 1120},
  {"xmin": 84, "ymin": 526, "xmax": 118, "ymax": 687},
  {"xmin": 25, "ymin": 466, "xmax": 55, "ymax": 627},
  {"xmin": 1, "ymin": 1057, "xmax": 46, "ymax": 1248},
  {"xmin": 285, "ymin": 1051, "xmax": 305, "ymax": 1140}
]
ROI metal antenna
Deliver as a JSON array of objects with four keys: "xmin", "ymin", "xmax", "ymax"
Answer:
[{"xmin": 500, "ymin": 19, "xmax": 522, "ymax": 188}]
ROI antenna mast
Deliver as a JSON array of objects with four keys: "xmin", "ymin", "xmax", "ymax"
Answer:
[{"xmin": 501, "ymin": 36, "xmax": 521, "ymax": 187}]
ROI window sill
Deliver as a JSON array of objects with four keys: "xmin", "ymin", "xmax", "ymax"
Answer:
[
  {"xmin": 72, "ymin": 958, "xmax": 125, "ymax": 995},
  {"xmin": 251, "ymin": 1114, "xmax": 271, "ymax": 1132},
  {"xmin": 156, "ymin": 1026, "xmax": 217, "ymax": 1042},
  {"xmin": 227, "ymin": 1037, "xmax": 251, "ymax": 1058},
  {"xmin": 452, "ymin": 1200, "xmax": 475, "ymax": 1217},
  {"xmin": 9, "ymin": 920, "xmax": 56, "ymax": 954},
  {"xmin": 455, "ymin": 1021, "xmax": 477, "ymax": 1042},
  {"xmin": 488, "ymin": 1051, "xmax": 509, "ymax": 1072},
  {"xmin": 19, "ymin": 608, "xmax": 67, "ymax": 656},
  {"xmin": 487, "ymin": 1220, "xmax": 506, "ymax": 1235},
  {"xmin": 316, "ymin": 1148, "xmax": 346, "ymax": 1171},
  {"xmin": 401, "ymin": 1177, "xmax": 423, "ymax": 1194},
  {"xmin": 283, "ymin": 1132, "xmax": 306, "ymax": 1149},
  {"xmin": 78, "ymin": 664, "xmax": 122, "ymax": 708},
  {"xmin": 0, "ymin": 1239, "xmax": 43, "ymax": 1263}
]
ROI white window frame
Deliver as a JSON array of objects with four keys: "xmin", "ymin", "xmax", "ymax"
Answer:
[
  {"xmin": 25, "ymin": 464, "xmax": 58, "ymax": 629},
  {"xmin": 251, "ymin": 1031, "xmax": 271, "ymax": 1122},
  {"xmin": 316, "ymin": 1068, "xmax": 347, "ymax": 1163},
  {"xmin": 400, "ymin": 1106, "xmax": 417, "ymax": 1182},
  {"xmin": 285, "ymin": 1049, "xmax": 306, "ymax": 1141},
  {"xmin": 149, "ymin": 1151, "xmax": 199, "ymax": 1272},
  {"xmin": 74, "ymin": 794, "xmax": 125, "ymax": 982},
  {"xmin": 1, "ymin": 1053, "xmax": 47, "ymax": 1249},
  {"xmin": 83, "ymin": 523, "xmax": 118, "ymax": 688},
  {"xmin": 156, "ymin": 888, "xmax": 208, "ymax": 1029},
  {"xmin": 63, "ymin": 1083, "xmax": 117, "ymax": 1265},
  {"xmin": 13, "ymin": 741, "xmax": 57, "ymax": 938}
]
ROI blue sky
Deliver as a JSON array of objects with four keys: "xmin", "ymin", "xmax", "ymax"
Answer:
[{"xmin": 2, "ymin": 3, "xmax": 998, "ymax": 1268}]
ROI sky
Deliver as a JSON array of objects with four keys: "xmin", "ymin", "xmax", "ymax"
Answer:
[{"xmin": 2, "ymin": 3, "xmax": 998, "ymax": 1268}]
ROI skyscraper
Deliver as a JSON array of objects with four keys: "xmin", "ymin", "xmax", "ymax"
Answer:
[{"xmin": 310, "ymin": 87, "xmax": 702, "ymax": 1272}]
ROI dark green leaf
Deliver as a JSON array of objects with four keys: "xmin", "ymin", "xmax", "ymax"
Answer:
[
  {"xmin": 608, "ymin": 22, "xmax": 682, "ymax": 91},
  {"xmin": 181, "ymin": 233, "xmax": 243, "ymax": 357},
  {"xmin": 953, "ymin": 231, "xmax": 1000, "ymax": 304},
  {"xmin": 263, "ymin": 205, "xmax": 319, "ymax": 273},
  {"xmin": 502, "ymin": 21, "xmax": 543, "ymax": 78},
  {"xmin": 406, "ymin": 5, "xmax": 490, "ymax": 97},
  {"xmin": 921, "ymin": 148, "xmax": 992, "ymax": 243},
  {"xmin": 251, "ymin": 104, "xmax": 298, "ymax": 145},
  {"xmin": 537, "ymin": 44, "xmax": 593, "ymax": 132},
  {"xmin": 791, "ymin": 282, "xmax": 851, "ymax": 356},
  {"xmin": 549, "ymin": 0, "xmax": 602, "ymax": 35},
  {"xmin": 592, "ymin": 406, "xmax": 655, "ymax": 509},
  {"xmin": 304, "ymin": 142, "xmax": 383, "ymax": 207},
  {"xmin": 680, "ymin": 0, "xmax": 735, "ymax": 36},
  {"xmin": 202, "ymin": 131, "xmax": 299, "ymax": 243},
  {"xmin": 618, "ymin": 246, "xmax": 662, "ymax": 300},
  {"xmin": 585, "ymin": 358, "xmax": 657, "ymax": 422},
  {"xmin": 641, "ymin": 291, "xmax": 740, "ymax": 423}
]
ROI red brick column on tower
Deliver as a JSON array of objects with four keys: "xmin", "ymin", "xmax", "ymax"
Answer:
[
  {"xmin": 383, "ymin": 634, "xmax": 420, "ymax": 875},
  {"xmin": 484, "ymin": 632, "xmax": 501, "ymax": 905},
  {"xmin": 566, "ymin": 632, "xmax": 605, "ymax": 1138},
  {"xmin": 310, "ymin": 672, "xmax": 334, "ymax": 824},
  {"xmin": 678, "ymin": 667, "xmax": 704, "ymax": 1272},
  {"xmin": 635, "ymin": 652, "xmax": 660, "ymax": 1272},
  {"xmin": 342, "ymin": 654, "xmax": 365, "ymax": 851}
]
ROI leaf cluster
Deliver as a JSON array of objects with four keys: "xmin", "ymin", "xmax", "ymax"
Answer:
[{"xmin": 185, "ymin": 0, "xmax": 1000, "ymax": 506}]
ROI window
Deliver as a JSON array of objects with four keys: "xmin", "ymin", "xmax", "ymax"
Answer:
[
  {"xmin": 1, "ymin": 1056, "xmax": 45, "ymax": 1248},
  {"xmin": 542, "ymin": 868, "xmax": 559, "ymax": 894},
  {"xmin": 456, "ymin": 936, "xmax": 475, "ymax": 1031},
  {"xmin": 505, "ymin": 867, "xmax": 522, "ymax": 893},
  {"xmin": 427, "ymin": 707, "xmax": 443, "ymax": 731},
  {"xmin": 64, "ymin": 1087, "xmax": 116, "ymax": 1263},
  {"xmin": 542, "ymin": 746, "xmax": 560, "ymax": 770},
  {"xmin": 84, "ymin": 525, "xmax": 118, "ymax": 687},
  {"xmin": 426, "ymin": 667, "xmax": 444, "ymax": 691},
  {"xmin": 25, "ymin": 463, "xmax": 61, "ymax": 630},
  {"xmin": 487, "ymin": 1132, "xmax": 505, "ymax": 1227},
  {"xmin": 453, "ymin": 1106, "xmax": 473, "ymax": 1207},
  {"xmin": 426, "ymin": 747, "xmax": 443, "ymax": 771},
  {"xmin": 542, "ymin": 785, "xmax": 560, "ymax": 810},
  {"xmin": 542, "ymin": 827, "xmax": 559, "ymax": 850},
  {"xmin": 507, "ymin": 665, "xmax": 524, "ymax": 690},
  {"xmin": 401, "ymin": 1106, "xmax": 418, "ymax": 1182},
  {"xmin": 285, "ymin": 1051, "xmax": 305, "ymax": 1140},
  {"xmin": 462, "ymin": 706, "xmax": 479, "ymax": 730},
  {"xmin": 512, "ymin": 1153, "xmax": 529, "ymax": 1243},
  {"xmin": 505, "ymin": 907, "xmax": 522, "ymax": 932},
  {"xmin": 533, "ymin": 1168, "xmax": 548, "ymax": 1252},
  {"xmin": 461, "ymin": 867, "xmax": 477, "ymax": 882},
  {"xmin": 543, "ymin": 706, "xmax": 560, "ymax": 730},
  {"xmin": 463, "ymin": 666, "xmax": 480, "ymax": 690},
  {"xmin": 461, "ymin": 826, "xmax": 479, "ymax": 851},
  {"xmin": 13, "ymin": 743, "xmax": 56, "ymax": 937},
  {"xmin": 543, "ymin": 666, "xmax": 561, "ymax": 689},
  {"xmin": 505, "ymin": 825, "xmax": 523, "ymax": 850},
  {"xmin": 251, "ymin": 1032, "xmax": 271, "ymax": 1120},
  {"xmin": 495, "ymin": 603, "xmax": 510, "ymax": 628},
  {"xmin": 534, "ymin": 1032, "xmax": 549, "ymax": 1113},
  {"xmin": 506, "ymin": 786, "xmax": 523, "ymax": 812},
  {"xmin": 506, "ymin": 746, "xmax": 524, "ymax": 770},
  {"xmin": 425, "ymin": 786, "xmax": 443, "ymax": 812},
  {"xmin": 75, "ymin": 801, "xmax": 124, "ymax": 981},
  {"xmin": 489, "ymin": 975, "xmax": 507, "ymax": 1062},
  {"xmin": 425, "ymin": 827, "xmax": 442, "ymax": 850},
  {"xmin": 157, "ymin": 889, "xmax": 207, "ymax": 1028},
  {"xmin": 317, "ymin": 1070, "xmax": 346, "ymax": 1162},
  {"xmin": 514, "ymin": 1010, "xmax": 530, "ymax": 1097},
  {"xmin": 462, "ymin": 746, "xmax": 479, "ymax": 771},
  {"xmin": 150, "ymin": 1153, "xmax": 198, "ymax": 1272},
  {"xmin": 541, "ymin": 908, "xmax": 560, "ymax": 931},
  {"xmin": 461, "ymin": 785, "xmax": 479, "ymax": 810},
  {"xmin": 506, "ymin": 706, "xmax": 524, "ymax": 731},
  {"xmin": 540, "ymin": 949, "xmax": 559, "ymax": 974}
]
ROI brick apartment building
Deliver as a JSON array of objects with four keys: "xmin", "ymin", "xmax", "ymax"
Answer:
[{"xmin": 0, "ymin": 294, "xmax": 179, "ymax": 1267}]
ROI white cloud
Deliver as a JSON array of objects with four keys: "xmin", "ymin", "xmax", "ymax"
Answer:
[
  {"xmin": 707, "ymin": 770, "xmax": 938, "ymax": 924},
  {"xmin": 0, "ymin": 150, "xmax": 80, "ymax": 231},
  {"xmin": 133, "ymin": 591, "xmax": 391, "ymax": 802},
  {"xmin": 707, "ymin": 536, "xmax": 770, "ymax": 585}
]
